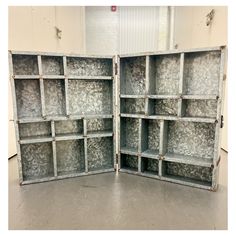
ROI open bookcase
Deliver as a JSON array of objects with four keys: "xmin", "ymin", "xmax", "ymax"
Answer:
[{"xmin": 10, "ymin": 46, "xmax": 225, "ymax": 190}]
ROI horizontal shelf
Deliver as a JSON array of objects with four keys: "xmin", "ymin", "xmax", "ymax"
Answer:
[
  {"xmin": 119, "ymin": 168, "xmax": 140, "ymax": 175},
  {"xmin": 13, "ymin": 75, "xmax": 40, "ymax": 79},
  {"xmin": 141, "ymin": 149, "xmax": 159, "ymax": 158},
  {"xmin": 180, "ymin": 117, "xmax": 216, "ymax": 123},
  {"xmin": 181, "ymin": 95, "xmax": 218, "ymax": 100},
  {"xmin": 87, "ymin": 131, "xmax": 113, "ymax": 138},
  {"xmin": 148, "ymin": 95, "xmax": 180, "ymax": 99},
  {"xmin": 120, "ymin": 113, "xmax": 146, "ymax": 119},
  {"xmin": 163, "ymin": 153, "xmax": 213, "ymax": 168},
  {"xmin": 67, "ymin": 75, "xmax": 113, "ymax": 80},
  {"xmin": 55, "ymin": 133, "xmax": 84, "ymax": 141},
  {"xmin": 20, "ymin": 136, "xmax": 53, "ymax": 144},
  {"xmin": 120, "ymin": 146, "xmax": 138, "ymax": 155},
  {"xmin": 42, "ymin": 75, "xmax": 65, "ymax": 79},
  {"xmin": 120, "ymin": 94, "xmax": 146, "ymax": 98}
]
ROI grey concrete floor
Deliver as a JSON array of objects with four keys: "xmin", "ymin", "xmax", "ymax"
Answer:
[{"xmin": 9, "ymin": 150, "xmax": 227, "ymax": 230}]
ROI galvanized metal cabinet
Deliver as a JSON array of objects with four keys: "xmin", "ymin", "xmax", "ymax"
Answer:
[{"xmin": 10, "ymin": 46, "xmax": 225, "ymax": 190}]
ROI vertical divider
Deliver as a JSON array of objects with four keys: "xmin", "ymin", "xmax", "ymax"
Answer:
[
  {"xmin": 116, "ymin": 56, "xmax": 121, "ymax": 170},
  {"xmin": 144, "ymin": 56, "xmax": 150, "ymax": 115},
  {"xmin": 9, "ymin": 52, "xmax": 23, "ymax": 184},
  {"xmin": 83, "ymin": 119, "xmax": 88, "ymax": 173},
  {"xmin": 51, "ymin": 121, "xmax": 57, "ymax": 177},
  {"xmin": 63, "ymin": 56, "xmax": 70, "ymax": 116},
  {"xmin": 138, "ymin": 118, "xmax": 142, "ymax": 173},
  {"xmin": 177, "ymin": 53, "xmax": 185, "ymax": 117},
  {"xmin": 38, "ymin": 55, "xmax": 46, "ymax": 118},
  {"xmin": 159, "ymin": 120, "xmax": 168, "ymax": 156},
  {"xmin": 113, "ymin": 56, "xmax": 117, "ymax": 170}
]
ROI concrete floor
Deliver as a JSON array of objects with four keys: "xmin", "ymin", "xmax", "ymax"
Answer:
[{"xmin": 9, "ymin": 150, "xmax": 227, "ymax": 230}]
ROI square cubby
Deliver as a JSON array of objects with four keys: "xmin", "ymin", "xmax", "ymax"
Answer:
[
  {"xmin": 120, "ymin": 117, "xmax": 139, "ymax": 152},
  {"xmin": 120, "ymin": 154, "xmax": 138, "ymax": 171},
  {"xmin": 182, "ymin": 99, "xmax": 217, "ymax": 119},
  {"xmin": 120, "ymin": 56, "xmax": 146, "ymax": 95},
  {"xmin": 149, "ymin": 54, "xmax": 180, "ymax": 95},
  {"xmin": 68, "ymin": 80, "xmax": 112, "ymax": 116},
  {"xmin": 162, "ymin": 161, "xmax": 212, "ymax": 186},
  {"xmin": 183, "ymin": 51, "xmax": 221, "ymax": 95},
  {"xmin": 67, "ymin": 57, "xmax": 112, "ymax": 76},
  {"xmin": 55, "ymin": 120, "xmax": 83, "ymax": 136},
  {"xmin": 44, "ymin": 79, "xmax": 66, "ymax": 116},
  {"xmin": 87, "ymin": 137, "xmax": 114, "ymax": 171},
  {"xmin": 15, "ymin": 79, "xmax": 42, "ymax": 119},
  {"xmin": 41, "ymin": 56, "xmax": 64, "ymax": 75},
  {"xmin": 19, "ymin": 121, "xmax": 51, "ymax": 140},
  {"xmin": 141, "ymin": 157, "xmax": 159, "ymax": 175},
  {"xmin": 141, "ymin": 119, "xmax": 160, "ymax": 156},
  {"xmin": 87, "ymin": 118, "xmax": 113, "ymax": 135},
  {"xmin": 165, "ymin": 121, "xmax": 215, "ymax": 159},
  {"xmin": 56, "ymin": 140, "xmax": 85, "ymax": 176},
  {"xmin": 148, "ymin": 99, "xmax": 178, "ymax": 116},
  {"xmin": 12, "ymin": 54, "xmax": 39, "ymax": 75},
  {"xmin": 21, "ymin": 142, "xmax": 54, "ymax": 181},
  {"xmin": 121, "ymin": 98, "xmax": 145, "ymax": 114}
]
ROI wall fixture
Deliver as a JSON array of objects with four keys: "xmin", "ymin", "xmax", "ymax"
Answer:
[
  {"xmin": 206, "ymin": 9, "xmax": 215, "ymax": 26},
  {"xmin": 55, "ymin": 26, "xmax": 62, "ymax": 39}
]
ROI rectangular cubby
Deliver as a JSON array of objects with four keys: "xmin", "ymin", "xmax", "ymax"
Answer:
[
  {"xmin": 148, "ymin": 99, "xmax": 178, "ymax": 116},
  {"xmin": 141, "ymin": 157, "xmax": 159, "ymax": 175},
  {"xmin": 120, "ymin": 154, "xmax": 138, "ymax": 171},
  {"xmin": 120, "ymin": 117, "xmax": 139, "ymax": 153},
  {"xmin": 121, "ymin": 98, "xmax": 145, "ymax": 114},
  {"xmin": 162, "ymin": 161, "xmax": 212, "ymax": 186},
  {"xmin": 68, "ymin": 80, "xmax": 112, "ymax": 116},
  {"xmin": 149, "ymin": 54, "xmax": 180, "ymax": 95},
  {"xmin": 15, "ymin": 79, "xmax": 42, "ymax": 119},
  {"xmin": 183, "ymin": 51, "xmax": 221, "ymax": 95},
  {"xmin": 87, "ymin": 118, "xmax": 113, "ymax": 135},
  {"xmin": 56, "ymin": 140, "xmax": 85, "ymax": 176},
  {"xmin": 120, "ymin": 56, "xmax": 146, "ymax": 95},
  {"xmin": 41, "ymin": 56, "xmax": 64, "ymax": 75},
  {"xmin": 12, "ymin": 54, "xmax": 39, "ymax": 75},
  {"xmin": 87, "ymin": 137, "xmax": 114, "ymax": 171},
  {"xmin": 44, "ymin": 79, "xmax": 66, "ymax": 116},
  {"xmin": 141, "ymin": 119, "xmax": 160, "ymax": 156},
  {"xmin": 19, "ymin": 121, "xmax": 51, "ymax": 140},
  {"xmin": 55, "ymin": 120, "xmax": 83, "ymax": 136},
  {"xmin": 67, "ymin": 57, "xmax": 112, "ymax": 76},
  {"xmin": 165, "ymin": 121, "xmax": 215, "ymax": 159},
  {"xmin": 182, "ymin": 99, "xmax": 217, "ymax": 118},
  {"xmin": 21, "ymin": 142, "xmax": 54, "ymax": 181}
]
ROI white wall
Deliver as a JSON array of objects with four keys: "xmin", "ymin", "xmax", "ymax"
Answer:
[
  {"xmin": 8, "ymin": 6, "xmax": 86, "ymax": 157},
  {"xmin": 174, "ymin": 6, "xmax": 228, "ymax": 151}
]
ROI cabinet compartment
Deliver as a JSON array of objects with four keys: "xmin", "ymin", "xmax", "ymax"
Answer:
[
  {"xmin": 56, "ymin": 140, "xmax": 85, "ymax": 176},
  {"xmin": 166, "ymin": 121, "xmax": 215, "ymax": 159},
  {"xmin": 120, "ymin": 56, "xmax": 146, "ymax": 95},
  {"xmin": 162, "ymin": 161, "xmax": 212, "ymax": 186},
  {"xmin": 12, "ymin": 54, "xmax": 39, "ymax": 75},
  {"xmin": 87, "ymin": 118, "xmax": 113, "ymax": 134},
  {"xmin": 55, "ymin": 120, "xmax": 83, "ymax": 136},
  {"xmin": 19, "ymin": 122, "xmax": 51, "ymax": 139},
  {"xmin": 21, "ymin": 142, "xmax": 54, "ymax": 180},
  {"xmin": 121, "ymin": 154, "xmax": 138, "ymax": 171},
  {"xmin": 148, "ymin": 99, "xmax": 178, "ymax": 116},
  {"xmin": 87, "ymin": 137, "xmax": 113, "ymax": 171},
  {"xmin": 182, "ymin": 99, "xmax": 217, "ymax": 118},
  {"xmin": 141, "ymin": 157, "xmax": 159, "ymax": 175},
  {"xmin": 121, "ymin": 98, "xmax": 145, "ymax": 114},
  {"xmin": 120, "ymin": 117, "xmax": 139, "ymax": 152},
  {"xmin": 149, "ymin": 54, "xmax": 180, "ymax": 95},
  {"xmin": 68, "ymin": 80, "xmax": 112, "ymax": 115},
  {"xmin": 44, "ymin": 79, "xmax": 66, "ymax": 116},
  {"xmin": 41, "ymin": 56, "xmax": 64, "ymax": 75},
  {"xmin": 141, "ymin": 119, "xmax": 160, "ymax": 155},
  {"xmin": 183, "ymin": 51, "xmax": 221, "ymax": 95},
  {"xmin": 67, "ymin": 57, "xmax": 112, "ymax": 76},
  {"xmin": 15, "ymin": 79, "xmax": 42, "ymax": 118}
]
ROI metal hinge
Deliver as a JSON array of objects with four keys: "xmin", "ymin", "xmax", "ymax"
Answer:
[
  {"xmin": 220, "ymin": 115, "xmax": 224, "ymax": 128},
  {"xmin": 115, "ymin": 63, "xmax": 118, "ymax": 75}
]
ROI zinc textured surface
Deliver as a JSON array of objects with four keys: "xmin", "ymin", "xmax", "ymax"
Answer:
[
  {"xmin": 10, "ymin": 52, "xmax": 115, "ymax": 184},
  {"xmin": 119, "ymin": 47, "xmax": 224, "ymax": 190}
]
